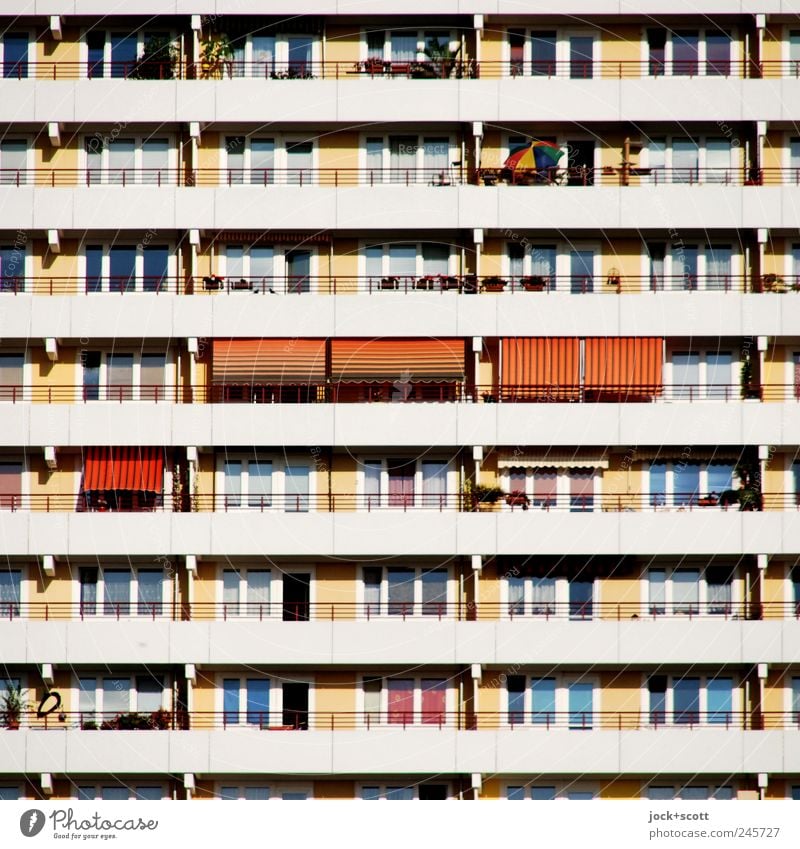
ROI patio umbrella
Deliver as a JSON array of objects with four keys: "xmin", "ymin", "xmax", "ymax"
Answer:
[{"xmin": 504, "ymin": 141, "xmax": 564, "ymax": 173}]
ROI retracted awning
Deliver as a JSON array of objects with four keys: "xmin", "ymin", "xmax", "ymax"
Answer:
[
  {"xmin": 331, "ymin": 339, "xmax": 465, "ymax": 383},
  {"xmin": 212, "ymin": 339, "xmax": 327, "ymax": 383},
  {"xmin": 584, "ymin": 337, "xmax": 663, "ymax": 395},
  {"xmin": 83, "ymin": 447, "xmax": 164, "ymax": 493},
  {"xmin": 498, "ymin": 451, "xmax": 609, "ymax": 470}
]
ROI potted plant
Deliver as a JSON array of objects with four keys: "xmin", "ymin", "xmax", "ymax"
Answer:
[
  {"xmin": 199, "ymin": 34, "xmax": 234, "ymax": 79},
  {"xmin": 734, "ymin": 459, "xmax": 763, "ymax": 512},
  {"xmin": 481, "ymin": 276, "xmax": 508, "ymax": 293},
  {"xmin": 422, "ymin": 39, "xmax": 462, "ymax": 79},
  {"xmin": 463, "ymin": 481, "xmax": 504, "ymax": 511},
  {"xmin": 520, "ymin": 275, "xmax": 547, "ymax": 292},
  {"xmin": 361, "ymin": 57, "xmax": 387, "ymax": 75},
  {"xmin": 2, "ymin": 684, "xmax": 29, "ymax": 729},
  {"xmin": 149, "ymin": 708, "xmax": 172, "ymax": 730},
  {"xmin": 130, "ymin": 35, "xmax": 179, "ymax": 80}
]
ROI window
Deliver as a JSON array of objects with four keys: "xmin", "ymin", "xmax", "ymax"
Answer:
[
  {"xmin": 222, "ymin": 567, "xmax": 272, "ymax": 617},
  {"xmin": 507, "ymin": 29, "xmax": 594, "ymax": 78},
  {"xmin": 507, "ymin": 675, "xmax": 594, "ymax": 728},
  {"xmin": 360, "ymin": 458, "xmax": 453, "ymax": 509},
  {"xmin": 362, "ymin": 242, "xmax": 454, "ymax": 290},
  {"xmin": 362, "ymin": 135, "xmax": 456, "ymax": 186},
  {"xmin": 645, "ymin": 564, "xmax": 735, "ymax": 616},
  {"xmin": 361, "ymin": 565, "xmax": 449, "ymax": 617},
  {"xmin": 223, "ymin": 136, "xmax": 315, "ymax": 186},
  {"xmin": 217, "ymin": 784, "xmax": 311, "ymax": 800},
  {"xmin": 649, "ymin": 29, "xmax": 733, "ymax": 77},
  {"xmin": 366, "ymin": 29, "xmax": 456, "ymax": 65},
  {"xmin": 361, "ymin": 784, "xmax": 449, "ymax": 800},
  {"xmin": 504, "ymin": 466, "xmax": 601, "ymax": 512},
  {"xmin": 220, "ymin": 243, "xmax": 315, "ymax": 294},
  {"xmin": 0, "ymin": 244, "xmax": 27, "ymax": 292},
  {"xmin": 507, "ymin": 243, "xmax": 557, "ymax": 289},
  {"xmin": 84, "ymin": 135, "xmax": 172, "ymax": 185},
  {"xmin": 83, "ymin": 244, "xmax": 173, "ymax": 293},
  {"xmin": 645, "ymin": 137, "xmax": 733, "ymax": 188},
  {"xmin": 0, "ymin": 786, "xmax": 21, "ymax": 800},
  {"xmin": 647, "ymin": 674, "xmax": 736, "ymax": 726},
  {"xmin": 219, "ymin": 456, "xmax": 308, "ymax": 512},
  {"xmin": 648, "ymin": 460, "xmax": 736, "ymax": 508},
  {"xmin": 81, "ymin": 350, "xmax": 170, "ymax": 401},
  {"xmin": 224, "ymin": 32, "xmax": 319, "ymax": 78},
  {"xmin": 83, "ymin": 30, "xmax": 178, "ymax": 79},
  {"xmin": 647, "ymin": 785, "xmax": 734, "ymax": 800},
  {"xmin": 0, "ymin": 139, "xmax": 29, "ymax": 185},
  {"xmin": 0, "ymin": 460, "xmax": 23, "ymax": 510},
  {"xmin": 0, "ymin": 353, "xmax": 24, "ymax": 400},
  {"xmin": 222, "ymin": 677, "xmax": 272, "ymax": 727},
  {"xmin": 78, "ymin": 566, "xmax": 165, "ymax": 617},
  {"xmin": 77, "ymin": 674, "xmax": 165, "ymax": 723},
  {"xmin": 2, "ymin": 33, "xmax": 28, "ymax": 78},
  {"xmin": 76, "ymin": 786, "xmax": 165, "ymax": 801},
  {"xmin": 0, "ymin": 568, "xmax": 21, "ymax": 617},
  {"xmin": 506, "ymin": 572, "xmax": 557, "ymax": 617},
  {"xmin": 506, "ymin": 784, "xmax": 591, "ymax": 800},
  {"xmin": 364, "ymin": 676, "xmax": 451, "ymax": 726}
]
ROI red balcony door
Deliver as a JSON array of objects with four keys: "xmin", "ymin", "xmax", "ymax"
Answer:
[
  {"xmin": 388, "ymin": 460, "xmax": 415, "ymax": 507},
  {"xmin": 387, "ymin": 679, "xmax": 414, "ymax": 725},
  {"xmin": 421, "ymin": 679, "xmax": 446, "ymax": 725}
]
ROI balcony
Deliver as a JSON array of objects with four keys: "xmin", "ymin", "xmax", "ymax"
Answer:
[
  {"xmin": 0, "ymin": 718, "xmax": 793, "ymax": 777},
  {"xmin": 0, "ymin": 504, "xmax": 797, "ymax": 557},
  {"xmin": 3, "ymin": 184, "xmax": 799, "ymax": 232},
  {"xmin": 0, "ymin": 273, "xmax": 790, "ymax": 296},
  {"xmin": 6, "ymin": 72, "xmax": 799, "ymax": 125},
  {"xmin": 2, "ymin": 604, "xmax": 799, "ymax": 666}
]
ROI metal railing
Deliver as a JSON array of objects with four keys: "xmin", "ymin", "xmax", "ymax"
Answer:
[
  {"xmin": 0, "ymin": 382, "xmax": 793, "ymax": 404},
  {"xmin": 0, "ymin": 490, "xmax": 791, "ymax": 513},
  {"xmin": 0, "ymin": 274, "xmax": 793, "ymax": 296},
  {"xmin": 2, "ymin": 599, "xmax": 795, "ymax": 622},
  {"xmin": 6, "ymin": 58, "xmax": 800, "ymax": 81},
  {"xmin": 15, "ymin": 709, "xmax": 800, "ymax": 731},
  {"xmin": 3, "ymin": 166, "xmax": 800, "ymax": 188}
]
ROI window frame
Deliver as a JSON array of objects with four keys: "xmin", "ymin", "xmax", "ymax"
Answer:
[
  {"xmin": 356, "ymin": 563, "xmax": 453, "ymax": 617},
  {"xmin": 215, "ymin": 673, "xmax": 315, "ymax": 728},
  {"xmin": 504, "ymin": 781, "xmax": 597, "ymax": 800},
  {"xmin": 74, "ymin": 672, "xmax": 168, "ymax": 724},
  {"xmin": 645, "ymin": 459, "xmax": 738, "ymax": 509},
  {"xmin": 80, "ymin": 29, "xmax": 179, "ymax": 78},
  {"xmin": 642, "ymin": 673, "xmax": 739, "ymax": 727},
  {"xmin": 80, "ymin": 133, "xmax": 177, "ymax": 184},
  {"xmin": 221, "ymin": 134, "xmax": 318, "ymax": 184},
  {"xmin": 219, "ymin": 242, "xmax": 318, "ymax": 293},
  {"xmin": 214, "ymin": 782, "xmax": 313, "ymax": 800},
  {"xmin": 356, "ymin": 456, "xmax": 457, "ymax": 509},
  {"xmin": 78, "ymin": 348, "xmax": 173, "ymax": 402},
  {"xmin": 361, "ymin": 29, "xmax": 459, "ymax": 64},
  {"xmin": 499, "ymin": 465, "xmax": 602, "ymax": 512},
  {"xmin": 641, "ymin": 563, "xmax": 739, "ymax": 617},
  {"xmin": 359, "ymin": 241, "xmax": 456, "ymax": 291},
  {"xmin": 80, "ymin": 242, "xmax": 177, "ymax": 294},
  {"xmin": 216, "ymin": 454, "xmax": 315, "ymax": 512},
  {"xmin": 504, "ymin": 28, "xmax": 597, "ymax": 79},
  {"xmin": 0, "ymin": 350, "xmax": 30, "ymax": 400},
  {"xmin": 503, "ymin": 674, "xmax": 598, "ymax": 728},
  {"xmin": 356, "ymin": 673, "xmax": 454, "ymax": 726}
]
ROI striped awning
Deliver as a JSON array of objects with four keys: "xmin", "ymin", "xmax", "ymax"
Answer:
[
  {"xmin": 644, "ymin": 449, "xmax": 744, "ymax": 462},
  {"xmin": 331, "ymin": 339, "xmax": 465, "ymax": 383},
  {"xmin": 83, "ymin": 447, "xmax": 164, "ymax": 493},
  {"xmin": 212, "ymin": 231, "xmax": 330, "ymax": 245},
  {"xmin": 498, "ymin": 451, "xmax": 609, "ymax": 470},
  {"xmin": 501, "ymin": 338, "xmax": 581, "ymax": 400},
  {"xmin": 212, "ymin": 339, "xmax": 327, "ymax": 383},
  {"xmin": 584, "ymin": 338, "xmax": 663, "ymax": 394}
]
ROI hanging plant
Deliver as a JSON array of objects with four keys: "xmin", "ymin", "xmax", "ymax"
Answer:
[{"xmin": 200, "ymin": 34, "xmax": 234, "ymax": 79}]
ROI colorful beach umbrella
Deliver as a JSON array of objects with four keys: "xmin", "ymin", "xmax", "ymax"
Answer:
[{"xmin": 504, "ymin": 141, "xmax": 565, "ymax": 172}]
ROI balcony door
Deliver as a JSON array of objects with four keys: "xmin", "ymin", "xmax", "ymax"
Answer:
[
  {"xmin": 282, "ymin": 573, "xmax": 310, "ymax": 621},
  {"xmin": 286, "ymin": 250, "xmax": 310, "ymax": 293},
  {"xmin": 569, "ymin": 249, "xmax": 594, "ymax": 293},
  {"xmin": 282, "ymin": 682, "xmax": 309, "ymax": 729},
  {"xmin": 388, "ymin": 460, "xmax": 415, "ymax": 507}
]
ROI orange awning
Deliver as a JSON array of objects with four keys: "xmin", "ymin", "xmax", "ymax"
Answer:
[
  {"xmin": 501, "ymin": 338, "xmax": 581, "ymax": 400},
  {"xmin": 83, "ymin": 447, "xmax": 164, "ymax": 493},
  {"xmin": 584, "ymin": 338, "xmax": 663, "ymax": 397},
  {"xmin": 212, "ymin": 339, "xmax": 327, "ymax": 383},
  {"xmin": 331, "ymin": 339, "xmax": 465, "ymax": 383}
]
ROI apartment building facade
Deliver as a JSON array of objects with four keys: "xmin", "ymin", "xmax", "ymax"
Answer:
[{"xmin": 2, "ymin": 1, "xmax": 800, "ymax": 801}]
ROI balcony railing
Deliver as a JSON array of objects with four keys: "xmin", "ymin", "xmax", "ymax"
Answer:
[
  {"xmin": 1, "ymin": 599, "xmax": 793, "ymax": 622},
  {"xmin": 5, "ymin": 58, "xmax": 800, "ymax": 81},
  {"xmin": 14, "ymin": 709, "xmax": 800, "ymax": 731},
  {"xmin": 0, "ymin": 490, "xmax": 791, "ymax": 513},
  {"xmin": 0, "ymin": 382, "xmax": 792, "ymax": 404},
  {"xmin": 0, "ymin": 274, "xmax": 791, "ymax": 296},
  {"xmin": 1, "ymin": 166, "xmax": 798, "ymax": 188}
]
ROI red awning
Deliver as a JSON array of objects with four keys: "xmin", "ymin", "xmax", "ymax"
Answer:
[
  {"xmin": 501, "ymin": 338, "xmax": 581, "ymax": 400},
  {"xmin": 212, "ymin": 339, "xmax": 327, "ymax": 383},
  {"xmin": 331, "ymin": 339, "xmax": 465, "ymax": 383},
  {"xmin": 83, "ymin": 447, "xmax": 164, "ymax": 493},
  {"xmin": 584, "ymin": 338, "xmax": 663, "ymax": 397}
]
